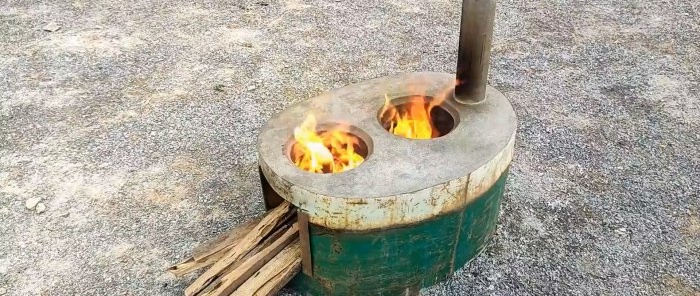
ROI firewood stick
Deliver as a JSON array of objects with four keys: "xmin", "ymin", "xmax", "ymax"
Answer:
[
  {"xmin": 197, "ymin": 218, "xmax": 297, "ymax": 295},
  {"xmin": 169, "ymin": 205, "xmax": 297, "ymax": 278},
  {"xmin": 193, "ymin": 216, "xmax": 263, "ymax": 262},
  {"xmin": 197, "ymin": 244, "xmax": 263, "ymax": 295},
  {"xmin": 168, "ymin": 216, "xmax": 264, "ymax": 277},
  {"xmin": 204, "ymin": 224, "xmax": 299, "ymax": 296},
  {"xmin": 232, "ymin": 241, "xmax": 302, "ymax": 296},
  {"xmin": 185, "ymin": 201, "xmax": 292, "ymax": 296},
  {"xmin": 253, "ymin": 214, "xmax": 297, "ymax": 252},
  {"xmin": 168, "ymin": 256, "xmax": 216, "ymax": 278},
  {"xmin": 169, "ymin": 243, "xmax": 241, "ymax": 278}
]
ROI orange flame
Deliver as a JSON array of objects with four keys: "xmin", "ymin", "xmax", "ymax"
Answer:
[
  {"xmin": 290, "ymin": 115, "xmax": 365, "ymax": 173},
  {"xmin": 380, "ymin": 95, "xmax": 440, "ymax": 139}
]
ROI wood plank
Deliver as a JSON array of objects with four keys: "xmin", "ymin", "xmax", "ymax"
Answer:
[
  {"xmin": 185, "ymin": 201, "xmax": 292, "ymax": 296},
  {"xmin": 232, "ymin": 241, "xmax": 301, "ymax": 296},
  {"xmin": 297, "ymin": 212, "xmax": 313, "ymax": 276},
  {"xmin": 205, "ymin": 224, "xmax": 299, "ymax": 296}
]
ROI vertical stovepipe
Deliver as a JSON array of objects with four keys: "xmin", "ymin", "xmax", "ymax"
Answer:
[{"xmin": 454, "ymin": 0, "xmax": 497, "ymax": 104}]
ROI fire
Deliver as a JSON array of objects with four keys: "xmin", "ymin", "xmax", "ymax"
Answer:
[
  {"xmin": 380, "ymin": 95, "xmax": 440, "ymax": 139},
  {"xmin": 290, "ymin": 115, "xmax": 365, "ymax": 174}
]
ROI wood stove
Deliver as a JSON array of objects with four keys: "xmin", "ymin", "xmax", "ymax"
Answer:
[{"xmin": 256, "ymin": 0, "xmax": 516, "ymax": 294}]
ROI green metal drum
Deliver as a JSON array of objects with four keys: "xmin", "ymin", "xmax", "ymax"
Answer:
[
  {"xmin": 290, "ymin": 171, "xmax": 508, "ymax": 295},
  {"xmin": 257, "ymin": 72, "xmax": 517, "ymax": 295}
]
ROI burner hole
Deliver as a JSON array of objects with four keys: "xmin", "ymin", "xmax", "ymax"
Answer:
[
  {"xmin": 286, "ymin": 123, "xmax": 372, "ymax": 174},
  {"xmin": 378, "ymin": 95, "xmax": 458, "ymax": 139}
]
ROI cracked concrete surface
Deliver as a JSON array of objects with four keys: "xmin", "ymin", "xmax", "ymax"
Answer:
[{"xmin": 1, "ymin": 0, "xmax": 698, "ymax": 295}]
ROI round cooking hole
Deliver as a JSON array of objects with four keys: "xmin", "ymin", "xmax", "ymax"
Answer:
[
  {"xmin": 378, "ymin": 95, "xmax": 458, "ymax": 139},
  {"xmin": 287, "ymin": 116, "xmax": 371, "ymax": 174}
]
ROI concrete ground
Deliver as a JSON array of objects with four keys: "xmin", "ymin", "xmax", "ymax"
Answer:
[{"xmin": 1, "ymin": 0, "xmax": 698, "ymax": 295}]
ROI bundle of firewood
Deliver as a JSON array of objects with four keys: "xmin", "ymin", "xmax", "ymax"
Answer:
[{"xmin": 169, "ymin": 202, "xmax": 301, "ymax": 296}]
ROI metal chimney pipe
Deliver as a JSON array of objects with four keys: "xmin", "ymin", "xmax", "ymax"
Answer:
[{"xmin": 454, "ymin": 0, "xmax": 496, "ymax": 104}]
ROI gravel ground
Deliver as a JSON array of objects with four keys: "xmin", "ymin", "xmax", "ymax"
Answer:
[{"xmin": 1, "ymin": 0, "xmax": 698, "ymax": 295}]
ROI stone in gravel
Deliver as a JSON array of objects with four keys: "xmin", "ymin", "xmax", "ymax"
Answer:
[
  {"xmin": 25, "ymin": 198, "xmax": 40, "ymax": 210},
  {"xmin": 36, "ymin": 203, "xmax": 47, "ymax": 214},
  {"xmin": 42, "ymin": 22, "xmax": 61, "ymax": 32},
  {"xmin": 0, "ymin": 287, "xmax": 6, "ymax": 295},
  {"xmin": 247, "ymin": 85, "xmax": 257, "ymax": 91}
]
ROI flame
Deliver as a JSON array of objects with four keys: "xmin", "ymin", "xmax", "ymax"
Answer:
[
  {"xmin": 290, "ymin": 115, "xmax": 365, "ymax": 173},
  {"xmin": 381, "ymin": 95, "xmax": 439, "ymax": 139}
]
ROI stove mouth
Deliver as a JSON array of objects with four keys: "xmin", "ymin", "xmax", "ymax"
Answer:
[
  {"xmin": 286, "ymin": 123, "xmax": 372, "ymax": 174},
  {"xmin": 378, "ymin": 95, "xmax": 459, "ymax": 139}
]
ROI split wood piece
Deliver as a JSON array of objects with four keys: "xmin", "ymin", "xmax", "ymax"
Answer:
[
  {"xmin": 204, "ymin": 224, "xmax": 299, "ymax": 296},
  {"xmin": 168, "ymin": 256, "xmax": 218, "ymax": 278},
  {"xmin": 232, "ymin": 241, "xmax": 302, "ymax": 296},
  {"xmin": 168, "ymin": 216, "xmax": 263, "ymax": 277},
  {"xmin": 197, "ymin": 216, "xmax": 298, "ymax": 295},
  {"xmin": 185, "ymin": 201, "xmax": 292, "ymax": 296}
]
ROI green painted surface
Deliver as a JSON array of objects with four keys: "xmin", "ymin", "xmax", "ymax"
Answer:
[{"xmin": 292, "ymin": 171, "xmax": 508, "ymax": 295}]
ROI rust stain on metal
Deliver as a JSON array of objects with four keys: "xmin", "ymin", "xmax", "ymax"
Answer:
[
  {"xmin": 316, "ymin": 276, "xmax": 335, "ymax": 293},
  {"xmin": 346, "ymin": 200, "xmax": 369, "ymax": 205},
  {"xmin": 331, "ymin": 240, "xmax": 343, "ymax": 254}
]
